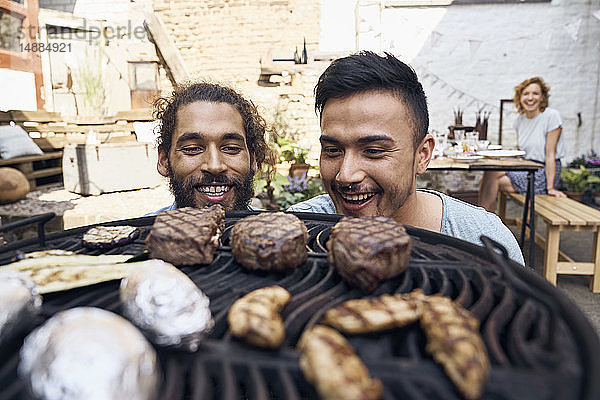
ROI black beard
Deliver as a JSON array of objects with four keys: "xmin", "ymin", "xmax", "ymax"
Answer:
[{"xmin": 167, "ymin": 165, "xmax": 255, "ymax": 210}]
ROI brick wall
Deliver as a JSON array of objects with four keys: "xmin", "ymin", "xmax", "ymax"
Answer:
[
  {"xmin": 153, "ymin": 0, "xmax": 320, "ymax": 84},
  {"xmin": 153, "ymin": 0, "xmax": 323, "ymax": 165}
]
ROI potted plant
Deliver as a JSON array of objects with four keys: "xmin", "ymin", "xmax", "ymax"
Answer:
[
  {"xmin": 560, "ymin": 166, "xmax": 600, "ymax": 202},
  {"xmin": 288, "ymin": 146, "xmax": 310, "ymax": 177},
  {"xmin": 254, "ymin": 172, "xmax": 324, "ymax": 210},
  {"xmin": 275, "ymin": 174, "xmax": 324, "ymax": 210}
]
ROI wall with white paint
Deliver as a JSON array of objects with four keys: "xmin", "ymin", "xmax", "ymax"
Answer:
[
  {"xmin": 322, "ymin": 0, "xmax": 600, "ymax": 161},
  {"xmin": 0, "ymin": 69, "xmax": 37, "ymax": 111}
]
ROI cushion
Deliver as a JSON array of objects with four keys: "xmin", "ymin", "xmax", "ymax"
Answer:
[{"xmin": 0, "ymin": 124, "xmax": 43, "ymax": 159}]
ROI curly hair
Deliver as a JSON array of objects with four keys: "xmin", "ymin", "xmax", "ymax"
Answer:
[
  {"xmin": 153, "ymin": 82, "xmax": 274, "ymax": 173},
  {"xmin": 513, "ymin": 77, "xmax": 550, "ymax": 114}
]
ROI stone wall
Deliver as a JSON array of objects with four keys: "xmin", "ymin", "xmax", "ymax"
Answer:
[{"xmin": 238, "ymin": 62, "xmax": 328, "ymax": 165}]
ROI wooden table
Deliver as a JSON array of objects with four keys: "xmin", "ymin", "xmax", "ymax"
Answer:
[{"xmin": 428, "ymin": 157, "xmax": 544, "ymax": 267}]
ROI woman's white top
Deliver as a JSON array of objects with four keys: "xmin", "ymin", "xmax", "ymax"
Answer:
[{"xmin": 513, "ymin": 107, "xmax": 564, "ymax": 162}]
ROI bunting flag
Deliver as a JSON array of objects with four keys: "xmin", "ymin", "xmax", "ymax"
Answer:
[
  {"xmin": 594, "ymin": 9, "xmax": 600, "ymax": 20},
  {"xmin": 543, "ymin": 31, "xmax": 553, "ymax": 50},
  {"xmin": 468, "ymin": 39, "xmax": 482, "ymax": 61},
  {"xmin": 513, "ymin": 37, "xmax": 529, "ymax": 56},
  {"xmin": 430, "ymin": 31, "xmax": 442, "ymax": 48},
  {"xmin": 564, "ymin": 18, "xmax": 582, "ymax": 41},
  {"xmin": 376, "ymin": 14, "xmax": 590, "ymax": 59},
  {"xmin": 416, "ymin": 65, "xmax": 500, "ymax": 113}
]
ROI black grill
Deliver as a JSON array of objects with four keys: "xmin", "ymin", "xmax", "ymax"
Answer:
[{"xmin": 1, "ymin": 211, "xmax": 599, "ymax": 400}]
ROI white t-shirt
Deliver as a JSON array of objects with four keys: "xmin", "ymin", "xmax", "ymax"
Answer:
[{"xmin": 513, "ymin": 107, "xmax": 564, "ymax": 162}]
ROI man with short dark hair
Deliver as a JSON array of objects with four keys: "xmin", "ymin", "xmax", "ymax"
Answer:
[
  {"xmin": 150, "ymin": 82, "xmax": 273, "ymax": 213},
  {"xmin": 289, "ymin": 51, "xmax": 524, "ymax": 264}
]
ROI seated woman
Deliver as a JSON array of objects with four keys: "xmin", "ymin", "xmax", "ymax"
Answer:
[{"xmin": 478, "ymin": 77, "xmax": 566, "ymax": 212}]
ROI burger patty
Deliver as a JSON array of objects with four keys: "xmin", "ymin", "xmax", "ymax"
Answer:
[
  {"xmin": 145, "ymin": 205, "xmax": 225, "ymax": 265},
  {"xmin": 230, "ymin": 212, "xmax": 308, "ymax": 271},
  {"xmin": 326, "ymin": 216, "xmax": 412, "ymax": 292}
]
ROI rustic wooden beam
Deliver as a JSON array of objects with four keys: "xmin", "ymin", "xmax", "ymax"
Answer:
[{"xmin": 143, "ymin": 11, "xmax": 189, "ymax": 86}]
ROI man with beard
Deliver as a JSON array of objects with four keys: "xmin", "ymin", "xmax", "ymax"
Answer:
[
  {"xmin": 149, "ymin": 82, "xmax": 272, "ymax": 213},
  {"xmin": 288, "ymin": 52, "xmax": 524, "ymax": 264}
]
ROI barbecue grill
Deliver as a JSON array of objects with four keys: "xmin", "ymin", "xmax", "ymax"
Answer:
[{"xmin": 1, "ymin": 210, "xmax": 599, "ymax": 400}]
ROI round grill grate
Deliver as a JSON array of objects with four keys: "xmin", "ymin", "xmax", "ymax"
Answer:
[{"xmin": 0, "ymin": 211, "xmax": 599, "ymax": 400}]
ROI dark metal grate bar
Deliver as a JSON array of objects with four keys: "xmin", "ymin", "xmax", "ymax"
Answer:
[{"xmin": 0, "ymin": 213, "xmax": 598, "ymax": 399}]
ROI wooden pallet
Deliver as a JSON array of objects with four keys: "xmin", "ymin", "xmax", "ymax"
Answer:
[
  {"xmin": 4, "ymin": 109, "xmax": 139, "ymax": 152},
  {"xmin": 0, "ymin": 152, "xmax": 63, "ymax": 191}
]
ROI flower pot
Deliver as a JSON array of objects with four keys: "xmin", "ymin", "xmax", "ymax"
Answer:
[
  {"xmin": 594, "ymin": 194, "xmax": 600, "ymax": 207},
  {"xmin": 565, "ymin": 191, "xmax": 585, "ymax": 202},
  {"xmin": 289, "ymin": 163, "xmax": 310, "ymax": 178}
]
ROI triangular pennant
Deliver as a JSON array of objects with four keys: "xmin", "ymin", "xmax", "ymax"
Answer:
[
  {"xmin": 593, "ymin": 9, "xmax": 600, "ymax": 21},
  {"xmin": 430, "ymin": 31, "xmax": 442, "ymax": 48},
  {"xmin": 564, "ymin": 18, "xmax": 582, "ymax": 41},
  {"xmin": 512, "ymin": 38, "xmax": 528, "ymax": 56},
  {"xmin": 468, "ymin": 40, "xmax": 482, "ymax": 60},
  {"xmin": 543, "ymin": 31, "xmax": 553, "ymax": 50}
]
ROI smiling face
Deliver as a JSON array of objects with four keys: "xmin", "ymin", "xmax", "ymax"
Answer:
[
  {"xmin": 520, "ymin": 83, "xmax": 543, "ymax": 116},
  {"xmin": 319, "ymin": 91, "xmax": 430, "ymax": 220},
  {"xmin": 157, "ymin": 101, "xmax": 256, "ymax": 210}
]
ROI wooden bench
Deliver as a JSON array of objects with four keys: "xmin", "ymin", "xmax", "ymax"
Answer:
[{"xmin": 498, "ymin": 192, "xmax": 600, "ymax": 292}]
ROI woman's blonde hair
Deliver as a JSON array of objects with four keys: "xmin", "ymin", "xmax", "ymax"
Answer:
[{"xmin": 513, "ymin": 77, "xmax": 550, "ymax": 114}]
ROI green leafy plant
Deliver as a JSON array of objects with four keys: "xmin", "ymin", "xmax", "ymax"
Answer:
[
  {"xmin": 75, "ymin": 41, "xmax": 106, "ymax": 115},
  {"xmin": 275, "ymin": 137, "xmax": 308, "ymax": 164},
  {"xmin": 560, "ymin": 166, "xmax": 600, "ymax": 192},
  {"xmin": 275, "ymin": 174, "xmax": 324, "ymax": 210},
  {"xmin": 257, "ymin": 104, "xmax": 316, "ymax": 210},
  {"xmin": 254, "ymin": 171, "xmax": 290, "ymax": 196},
  {"xmin": 270, "ymin": 104, "xmax": 309, "ymax": 164},
  {"xmin": 293, "ymin": 148, "xmax": 308, "ymax": 164},
  {"xmin": 567, "ymin": 151, "xmax": 600, "ymax": 169},
  {"xmin": 254, "ymin": 172, "xmax": 324, "ymax": 210}
]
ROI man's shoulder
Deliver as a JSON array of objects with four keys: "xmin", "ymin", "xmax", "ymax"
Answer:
[
  {"xmin": 439, "ymin": 191, "xmax": 502, "ymax": 224},
  {"xmin": 145, "ymin": 202, "xmax": 177, "ymax": 216},
  {"xmin": 437, "ymin": 191, "xmax": 524, "ymax": 264},
  {"xmin": 287, "ymin": 194, "xmax": 336, "ymax": 214}
]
